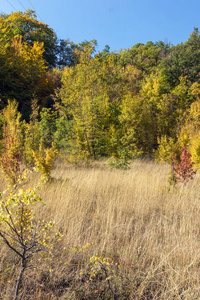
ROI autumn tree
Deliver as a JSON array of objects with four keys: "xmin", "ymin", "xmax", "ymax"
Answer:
[
  {"xmin": 0, "ymin": 10, "xmax": 58, "ymax": 67},
  {"xmin": 0, "ymin": 101, "xmax": 23, "ymax": 184},
  {"xmin": 0, "ymin": 36, "xmax": 55, "ymax": 120},
  {"xmin": 57, "ymin": 42, "xmax": 142, "ymax": 161},
  {"xmin": 58, "ymin": 43, "xmax": 111, "ymax": 158}
]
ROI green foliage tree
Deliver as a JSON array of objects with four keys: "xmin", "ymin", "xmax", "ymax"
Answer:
[
  {"xmin": 119, "ymin": 41, "xmax": 163, "ymax": 74},
  {"xmin": 39, "ymin": 108, "xmax": 57, "ymax": 148},
  {"xmin": 23, "ymin": 105, "xmax": 58, "ymax": 177},
  {"xmin": 160, "ymin": 28, "xmax": 200, "ymax": 86}
]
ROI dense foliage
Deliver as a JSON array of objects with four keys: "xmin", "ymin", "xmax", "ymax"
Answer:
[{"xmin": 1, "ymin": 10, "xmax": 200, "ymax": 167}]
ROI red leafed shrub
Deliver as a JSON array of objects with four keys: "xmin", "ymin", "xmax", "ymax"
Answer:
[{"xmin": 173, "ymin": 144, "xmax": 196, "ymax": 184}]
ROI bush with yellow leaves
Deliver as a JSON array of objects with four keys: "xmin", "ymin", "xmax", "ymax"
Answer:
[
  {"xmin": 0, "ymin": 100, "xmax": 23, "ymax": 185},
  {"xmin": 0, "ymin": 172, "xmax": 61, "ymax": 300},
  {"xmin": 32, "ymin": 143, "xmax": 57, "ymax": 182}
]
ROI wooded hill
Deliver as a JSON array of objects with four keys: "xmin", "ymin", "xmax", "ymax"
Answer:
[{"xmin": 1, "ymin": 10, "xmax": 200, "ymax": 168}]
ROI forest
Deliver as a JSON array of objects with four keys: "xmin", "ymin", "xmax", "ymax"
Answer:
[
  {"xmin": 1, "ymin": 9, "xmax": 200, "ymax": 168},
  {"xmin": 1, "ymin": 9, "xmax": 200, "ymax": 299}
]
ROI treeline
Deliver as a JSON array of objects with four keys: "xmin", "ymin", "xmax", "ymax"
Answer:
[{"xmin": 1, "ymin": 10, "xmax": 200, "ymax": 168}]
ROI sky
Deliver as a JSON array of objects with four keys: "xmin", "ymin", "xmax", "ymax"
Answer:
[{"xmin": 1, "ymin": 0, "xmax": 200, "ymax": 52}]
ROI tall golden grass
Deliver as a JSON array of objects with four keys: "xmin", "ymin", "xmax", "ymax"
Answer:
[{"xmin": 1, "ymin": 159, "xmax": 200, "ymax": 299}]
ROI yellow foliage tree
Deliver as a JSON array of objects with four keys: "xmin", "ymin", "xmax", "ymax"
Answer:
[{"xmin": 0, "ymin": 101, "xmax": 23, "ymax": 184}]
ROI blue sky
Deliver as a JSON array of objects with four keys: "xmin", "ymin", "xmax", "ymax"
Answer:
[{"xmin": 1, "ymin": 0, "xmax": 200, "ymax": 52}]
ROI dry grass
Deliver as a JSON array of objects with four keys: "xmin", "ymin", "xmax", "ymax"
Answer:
[{"xmin": 1, "ymin": 159, "xmax": 200, "ymax": 299}]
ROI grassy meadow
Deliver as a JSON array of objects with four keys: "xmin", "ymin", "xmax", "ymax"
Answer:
[{"xmin": 1, "ymin": 159, "xmax": 200, "ymax": 299}]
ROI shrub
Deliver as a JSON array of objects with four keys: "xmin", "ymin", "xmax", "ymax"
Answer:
[
  {"xmin": 0, "ymin": 101, "xmax": 23, "ymax": 184},
  {"xmin": 173, "ymin": 144, "xmax": 196, "ymax": 184},
  {"xmin": 156, "ymin": 135, "xmax": 178, "ymax": 163},
  {"xmin": 0, "ymin": 172, "xmax": 61, "ymax": 299},
  {"xmin": 32, "ymin": 144, "xmax": 57, "ymax": 181}
]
